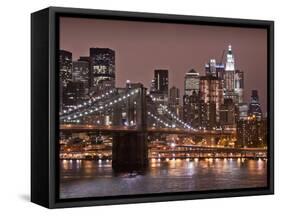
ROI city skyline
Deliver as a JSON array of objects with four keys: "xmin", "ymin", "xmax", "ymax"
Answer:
[
  {"xmin": 58, "ymin": 16, "xmax": 268, "ymax": 200},
  {"xmin": 60, "ymin": 17, "xmax": 267, "ymax": 112}
]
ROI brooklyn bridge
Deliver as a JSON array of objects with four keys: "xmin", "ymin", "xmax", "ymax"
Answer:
[{"xmin": 60, "ymin": 84, "xmax": 266, "ymax": 171}]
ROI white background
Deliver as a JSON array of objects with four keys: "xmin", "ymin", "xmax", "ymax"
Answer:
[{"xmin": 0, "ymin": 0, "xmax": 279, "ymax": 215}]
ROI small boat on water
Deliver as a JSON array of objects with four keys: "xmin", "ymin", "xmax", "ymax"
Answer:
[
  {"xmin": 128, "ymin": 171, "xmax": 138, "ymax": 178},
  {"xmin": 120, "ymin": 171, "xmax": 138, "ymax": 178}
]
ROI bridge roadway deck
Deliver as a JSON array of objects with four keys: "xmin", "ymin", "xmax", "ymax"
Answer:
[{"xmin": 60, "ymin": 124, "xmax": 235, "ymax": 136}]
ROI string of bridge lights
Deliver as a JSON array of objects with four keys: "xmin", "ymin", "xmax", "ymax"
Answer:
[
  {"xmin": 60, "ymin": 88, "xmax": 196, "ymax": 131},
  {"xmin": 147, "ymin": 112, "xmax": 173, "ymax": 128},
  {"xmin": 60, "ymin": 88, "xmax": 117, "ymax": 115},
  {"xmin": 147, "ymin": 92, "xmax": 195, "ymax": 131},
  {"xmin": 61, "ymin": 88, "xmax": 140, "ymax": 122},
  {"xmin": 159, "ymin": 104, "xmax": 192, "ymax": 129}
]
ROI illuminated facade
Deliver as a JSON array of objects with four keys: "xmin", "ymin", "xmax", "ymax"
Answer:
[
  {"xmin": 205, "ymin": 59, "xmax": 225, "ymax": 79},
  {"xmin": 248, "ymin": 90, "xmax": 263, "ymax": 120},
  {"xmin": 59, "ymin": 50, "xmax": 72, "ymax": 84},
  {"xmin": 224, "ymin": 46, "xmax": 235, "ymax": 91},
  {"xmin": 169, "ymin": 86, "xmax": 181, "ymax": 117},
  {"xmin": 236, "ymin": 116, "xmax": 264, "ymax": 147},
  {"xmin": 62, "ymin": 81, "xmax": 86, "ymax": 110},
  {"xmin": 150, "ymin": 69, "xmax": 169, "ymax": 114},
  {"xmin": 234, "ymin": 70, "xmax": 244, "ymax": 103},
  {"xmin": 89, "ymin": 48, "xmax": 115, "ymax": 90},
  {"xmin": 153, "ymin": 69, "xmax": 169, "ymax": 95},
  {"xmin": 183, "ymin": 92, "xmax": 207, "ymax": 128},
  {"xmin": 200, "ymin": 76, "xmax": 223, "ymax": 128},
  {"xmin": 59, "ymin": 50, "xmax": 73, "ymax": 111},
  {"xmin": 72, "ymin": 60, "xmax": 90, "ymax": 88},
  {"xmin": 184, "ymin": 69, "xmax": 200, "ymax": 96},
  {"xmin": 169, "ymin": 86, "xmax": 180, "ymax": 106},
  {"xmin": 219, "ymin": 98, "xmax": 236, "ymax": 129},
  {"xmin": 238, "ymin": 103, "xmax": 249, "ymax": 120}
]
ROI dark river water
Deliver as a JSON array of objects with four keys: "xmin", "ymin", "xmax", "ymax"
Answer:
[{"xmin": 60, "ymin": 158, "xmax": 267, "ymax": 199}]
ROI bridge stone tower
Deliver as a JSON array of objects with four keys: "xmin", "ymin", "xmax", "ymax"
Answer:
[{"xmin": 112, "ymin": 84, "xmax": 148, "ymax": 172}]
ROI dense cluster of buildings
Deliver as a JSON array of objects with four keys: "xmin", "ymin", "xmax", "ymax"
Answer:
[
  {"xmin": 59, "ymin": 45, "xmax": 267, "ymax": 147},
  {"xmin": 59, "ymin": 48, "xmax": 115, "ymax": 112}
]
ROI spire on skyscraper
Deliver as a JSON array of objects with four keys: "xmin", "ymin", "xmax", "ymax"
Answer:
[{"xmin": 225, "ymin": 44, "xmax": 235, "ymax": 71}]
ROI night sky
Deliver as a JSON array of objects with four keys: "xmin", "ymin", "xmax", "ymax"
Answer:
[{"xmin": 60, "ymin": 17, "xmax": 267, "ymax": 113}]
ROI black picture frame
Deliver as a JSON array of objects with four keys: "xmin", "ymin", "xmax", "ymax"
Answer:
[{"xmin": 31, "ymin": 6, "xmax": 274, "ymax": 208}]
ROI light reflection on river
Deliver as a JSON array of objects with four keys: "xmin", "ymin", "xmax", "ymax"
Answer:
[{"xmin": 60, "ymin": 159, "xmax": 267, "ymax": 199}]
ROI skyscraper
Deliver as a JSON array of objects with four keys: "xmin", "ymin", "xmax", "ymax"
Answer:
[
  {"xmin": 59, "ymin": 50, "xmax": 72, "ymax": 112},
  {"xmin": 153, "ymin": 69, "xmax": 169, "ymax": 95},
  {"xmin": 184, "ymin": 69, "xmax": 200, "ymax": 96},
  {"xmin": 225, "ymin": 45, "xmax": 235, "ymax": 71},
  {"xmin": 219, "ymin": 98, "xmax": 236, "ymax": 129},
  {"xmin": 150, "ymin": 70, "xmax": 169, "ymax": 114},
  {"xmin": 169, "ymin": 86, "xmax": 181, "ymax": 117},
  {"xmin": 62, "ymin": 81, "xmax": 86, "ymax": 109},
  {"xmin": 72, "ymin": 60, "xmax": 90, "ymax": 87},
  {"xmin": 183, "ymin": 92, "xmax": 207, "ymax": 129},
  {"xmin": 200, "ymin": 75, "xmax": 223, "ymax": 128},
  {"xmin": 224, "ymin": 45, "xmax": 238, "ymax": 104},
  {"xmin": 248, "ymin": 90, "xmax": 263, "ymax": 120},
  {"xmin": 183, "ymin": 69, "xmax": 204, "ymax": 128},
  {"xmin": 234, "ymin": 70, "xmax": 244, "ymax": 103},
  {"xmin": 205, "ymin": 59, "xmax": 225, "ymax": 79},
  {"xmin": 169, "ymin": 86, "xmax": 180, "ymax": 106},
  {"xmin": 89, "ymin": 48, "xmax": 115, "ymax": 90},
  {"xmin": 59, "ymin": 50, "xmax": 72, "ymax": 84},
  {"xmin": 237, "ymin": 115, "xmax": 264, "ymax": 148},
  {"xmin": 238, "ymin": 103, "xmax": 249, "ymax": 120}
]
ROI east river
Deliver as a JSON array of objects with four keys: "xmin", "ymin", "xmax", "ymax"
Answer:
[{"xmin": 60, "ymin": 158, "xmax": 267, "ymax": 199}]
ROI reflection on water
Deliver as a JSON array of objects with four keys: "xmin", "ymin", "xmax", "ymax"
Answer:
[{"xmin": 60, "ymin": 159, "xmax": 267, "ymax": 199}]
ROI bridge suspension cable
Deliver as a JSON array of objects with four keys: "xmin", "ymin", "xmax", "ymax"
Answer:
[
  {"xmin": 60, "ymin": 88, "xmax": 117, "ymax": 116},
  {"xmin": 147, "ymin": 92, "xmax": 196, "ymax": 131},
  {"xmin": 60, "ymin": 88, "xmax": 140, "ymax": 122}
]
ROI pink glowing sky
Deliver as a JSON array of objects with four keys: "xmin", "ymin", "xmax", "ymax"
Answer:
[{"xmin": 60, "ymin": 17, "xmax": 267, "ymax": 113}]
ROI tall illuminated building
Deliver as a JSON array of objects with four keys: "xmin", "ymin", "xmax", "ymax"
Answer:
[
  {"xmin": 225, "ymin": 45, "xmax": 235, "ymax": 71},
  {"xmin": 89, "ymin": 48, "xmax": 115, "ymax": 90},
  {"xmin": 150, "ymin": 79, "xmax": 156, "ymax": 93},
  {"xmin": 205, "ymin": 59, "xmax": 225, "ymax": 79},
  {"xmin": 150, "ymin": 70, "xmax": 169, "ymax": 115},
  {"xmin": 183, "ymin": 69, "xmax": 204, "ymax": 128},
  {"xmin": 237, "ymin": 115, "xmax": 264, "ymax": 147},
  {"xmin": 59, "ymin": 50, "xmax": 72, "ymax": 84},
  {"xmin": 59, "ymin": 50, "xmax": 72, "ymax": 111},
  {"xmin": 200, "ymin": 75, "xmax": 223, "ymax": 128},
  {"xmin": 184, "ymin": 69, "xmax": 200, "ymax": 96},
  {"xmin": 223, "ymin": 45, "xmax": 238, "ymax": 104},
  {"xmin": 62, "ymin": 81, "xmax": 86, "ymax": 109},
  {"xmin": 183, "ymin": 91, "xmax": 207, "ymax": 129},
  {"xmin": 234, "ymin": 70, "xmax": 244, "ymax": 103},
  {"xmin": 224, "ymin": 45, "xmax": 235, "ymax": 91},
  {"xmin": 72, "ymin": 60, "xmax": 90, "ymax": 87},
  {"xmin": 153, "ymin": 69, "xmax": 169, "ymax": 95},
  {"xmin": 238, "ymin": 103, "xmax": 249, "ymax": 120},
  {"xmin": 219, "ymin": 98, "xmax": 236, "ymax": 129},
  {"xmin": 169, "ymin": 86, "xmax": 181, "ymax": 117},
  {"xmin": 169, "ymin": 86, "xmax": 180, "ymax": 106},
  {"xmin": 248, "ymin": 90, "xmax": 263, "ymax": 120}
]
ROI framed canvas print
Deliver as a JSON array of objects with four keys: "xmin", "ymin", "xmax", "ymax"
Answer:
[{"xmin": 31, "ymin": 7, "xmax": 274, "ymax": 208}]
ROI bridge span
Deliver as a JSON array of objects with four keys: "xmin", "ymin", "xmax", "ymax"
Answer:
[{"xmin": 60, "ymin": 124, "xmax": 235, "ymax": 136}]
